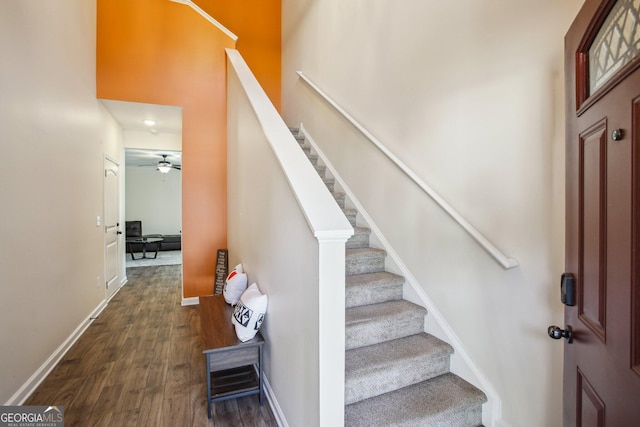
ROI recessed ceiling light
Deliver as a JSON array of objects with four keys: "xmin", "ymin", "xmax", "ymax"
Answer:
[{"xmin": 143, "ymin": 119, "xmax": 156, "ymax": 126}]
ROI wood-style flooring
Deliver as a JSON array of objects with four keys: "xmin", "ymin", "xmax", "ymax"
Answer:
[{"xmin": 25, "ymin": 265, "xmax": 277, "ymax": 427}]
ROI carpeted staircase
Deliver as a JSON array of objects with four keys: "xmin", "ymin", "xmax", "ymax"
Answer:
[{"xmin": 290, "ymin": 127, "xmax": 487, "ymax": 426}]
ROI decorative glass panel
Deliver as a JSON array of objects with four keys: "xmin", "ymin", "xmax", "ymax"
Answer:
[{"xmin": 589, "ymin": 0, "xmax": 640, "ymax": 94}]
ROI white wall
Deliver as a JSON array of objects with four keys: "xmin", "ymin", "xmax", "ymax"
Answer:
[
  {"xmin": 123, "ymin": 128, "xmax": 182, "ymax": 152},
  {"xmin": 123, "ymin": 129, "xmax": 182, "ymax": 235},
  {"xmin": 0, "ymin": 0, "xmax": 124, "ymax": 404},
  {"xmin": 282, "ymin": 1, "xmax": 584, "ymax": 426},
  {"xmin": 125, "ymin": 167, "xmax": 182, "ymax": 235}
]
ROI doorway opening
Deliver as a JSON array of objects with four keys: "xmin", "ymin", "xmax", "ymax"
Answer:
[{"xmin": 100, "ymin": 100, "xmax": 184, "ymax": 282}]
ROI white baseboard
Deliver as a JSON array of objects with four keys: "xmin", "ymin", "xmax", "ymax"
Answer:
[
  {"xmin": 181, "ymin": 296, "xmax": 200, "ymax": 306},
  {"xmin": 263, "ymin": 375, "xmax": 288, "ymax": 427},
  {"xmin": 4, "ymin": 299, "xmax": 108, "ymax": 406},
  {"xmin": 106, "ymin": 277, "xmax": 127, "ymax": 303}
]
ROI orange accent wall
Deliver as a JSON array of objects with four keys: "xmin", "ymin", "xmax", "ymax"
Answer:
[
  {"xmin": 97, "ymin": 0, "xmax": 235, "ymax": 298},
  {"xmin": 193, "ymin": 0, "xmax": 282, "ymax": 110}
]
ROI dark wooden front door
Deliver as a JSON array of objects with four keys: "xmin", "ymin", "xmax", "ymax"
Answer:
[{"xmin": 564, "ymin": 0, "xmax": 640, "ymax": 425}]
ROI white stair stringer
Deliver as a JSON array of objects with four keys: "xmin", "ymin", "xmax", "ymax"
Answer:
[{"xmin": 295, "ymin": 123, "xmax": 504, "ymax": 427}]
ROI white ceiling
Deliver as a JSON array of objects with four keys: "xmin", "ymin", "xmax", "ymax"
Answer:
[
  {"xmin": 100, "ymin": 99, "xmax": 183, "ymax": 168},
  {"xmin": 101, "ymin": 99, "xmax": 182, "ymax": 134}
]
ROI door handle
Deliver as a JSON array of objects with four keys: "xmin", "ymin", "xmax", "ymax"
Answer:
[
  {"xmin": 548, "ymin": 325, "xmax": 573, "ymax": 343},
  {"xmin": 117, "ymin": 231, "xmax": 123, "ymax": 235},
  {"xmin": 611, "ymin": 129, "xmax": 623, "ymax": 141}
]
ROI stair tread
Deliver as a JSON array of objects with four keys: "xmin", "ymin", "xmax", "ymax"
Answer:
[
  {"xmin": 346, "ymin": 300, "xmax": 425, "ymax": 325},
  {"xmin": 346, "ymin": 333, "xmax": 453, "ymax": 374},
  {"xmin": 345, "ymin": 373, "xmax": 487, "ymax": 427},
  {"xmin": 345, "ymin": 272, "xmax": 403, "ymax": 307},
  {"xmin": 346, "ymin": 300, "xmax": 426, "ymax": 349},
  {"xmin": 346, "ymin": 271, "xmax": 401, "ymax": 287},
  {"xmin": 346, "ymin": 247, "xmax": 386, "ymax": 259},
  {"xmin": 345, "ymin": 334, "xmax": 454, "ymax": 404},
  {"xmin": 346, "ymin": 247, "xmax": 387, "ymax": 275}
]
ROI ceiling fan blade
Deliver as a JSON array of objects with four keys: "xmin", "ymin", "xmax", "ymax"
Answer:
[{"xmin": 173, "ymin": 165, "xmax": 181, "ymax": 170}]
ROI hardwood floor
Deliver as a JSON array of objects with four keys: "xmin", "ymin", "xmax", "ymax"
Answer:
[{"xmin": 25, "ymin": 265, "xmax": 277, "ymax": 427}]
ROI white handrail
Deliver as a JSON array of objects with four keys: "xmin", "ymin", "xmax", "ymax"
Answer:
[
  {"xmin": 297, "ymin": 71, "xmax": 519, "ymax": 270},
  {"xmin": 169, "ymin": 0, "xmax": 238, "ymax": 41}
]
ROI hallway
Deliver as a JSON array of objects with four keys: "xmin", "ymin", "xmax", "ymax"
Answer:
[{"xmin": 25, "ymin": 265, "xmax": 276, "ymax": 427}]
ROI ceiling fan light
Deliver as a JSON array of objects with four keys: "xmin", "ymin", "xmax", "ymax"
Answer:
[{"xmin": 157, "ymin": 162, "xmax": 172, "ymax": 173}]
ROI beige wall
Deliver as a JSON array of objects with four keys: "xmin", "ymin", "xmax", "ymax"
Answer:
[
  {"xmin": 282, "ymin": 1, "xmax": 584, "ymax": 425},
  {"xmin": 0, "ymin": 0, "xmax": 124, "ymax": 403}
]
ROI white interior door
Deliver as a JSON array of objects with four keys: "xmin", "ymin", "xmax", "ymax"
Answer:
[{"xmin": 104, "ymin": 157, "xmax": 120, "ymax": 300}]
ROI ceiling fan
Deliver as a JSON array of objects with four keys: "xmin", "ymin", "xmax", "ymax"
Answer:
[{"xmin": 157, "ymin": 154, "xmax": 181, "ymax": 174}]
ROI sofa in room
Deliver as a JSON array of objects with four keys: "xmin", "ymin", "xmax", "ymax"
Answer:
[{"xmin": 125, "ymin": 220, "xmax": 182, "ymax": 252}]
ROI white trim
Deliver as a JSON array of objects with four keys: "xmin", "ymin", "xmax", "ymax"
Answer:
[
  {"xmin": 263, "ymin": 375, "xmax": 289, "ymax": 427},
  {"xmin": 107, "ymin": 277, "xmax": 126, "ymax": 303},
  {"xmin": 169, "ymin": 0, "xmax": 238, "ymax": 42},
  {"xmin": 296, "ymin": 72, "xmax": 518, "ymax": 270},
  {"xmin": 5, "ymin": 299, "xmax": 108, "ymax": 406},
  {"xmin": 104, "ymin": 154, "xmax": 121, "ymax": 303},
  {"xmin": 317, "ymin": 239, "xmax": 346, "ymax": 426},
  {"xmin": 181, "ymin": 296, "xmax": 200, "ymax": 306},
  {"xmin": 300, "ymin": 123, "xmax": 504, "ymax": 427}
]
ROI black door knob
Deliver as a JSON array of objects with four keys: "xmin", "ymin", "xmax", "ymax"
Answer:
[{"xmin": 548, "ymin": 325, "xmax": 573, "ymax": 343}]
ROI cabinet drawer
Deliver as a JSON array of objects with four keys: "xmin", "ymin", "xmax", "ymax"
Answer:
[{"xmin": 209, "ymin": 346, "xmax": 260, "ymax": 371}]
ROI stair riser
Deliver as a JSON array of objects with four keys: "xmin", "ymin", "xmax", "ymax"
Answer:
[
  {"xmin": 345, "ymin": 404, "xmax": 483, "ymax": 427},
  {"xmin": 344, "ymin": 211, "xmax": 357, "ymax": 226},
  {"xmin": 346, "ymin": 256, "xmax": 385, "ymax": 275},
  {"xmin": 346, "ymin": 233, "xmax": 370, "ymax": 249},
  {"xmin": 345, "ymin": 354, "xmax": 450, "ymax": 405},
  {"xmin": 324, "ymin": 180, "xmax": 334, "ymax": 192},
  {"xmin": 343, "ymin": 372, "xmax": 487, "ymax": 427},
  {"xmin": 333, "ymin": 193, "xmax": 345, "ymax": 208},
  {"xmin": 346, "ymin": 313, "xmax": 424, "ymax": 350}
]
